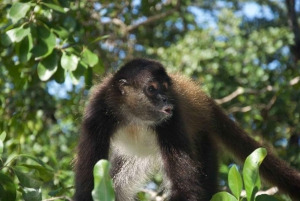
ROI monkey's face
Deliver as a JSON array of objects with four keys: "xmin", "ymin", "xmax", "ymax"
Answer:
[{"xmin": 118, "ymin": 72, "xmax": 174, "ymax": 125}]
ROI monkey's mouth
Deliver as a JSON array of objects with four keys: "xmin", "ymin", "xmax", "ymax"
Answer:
[{"xmin": 161, "ymin": 105, "xmax": 173, "ymax": 115}]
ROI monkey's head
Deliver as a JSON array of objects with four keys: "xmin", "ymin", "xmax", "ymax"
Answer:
[{"xmin": 113, "ymin": 58, "xmax": 174, "ymax": 125}]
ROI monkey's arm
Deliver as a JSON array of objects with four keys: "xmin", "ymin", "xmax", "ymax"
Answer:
[
  {"xmin": 74, "ymin": 95, "xmax": 117, "ymax": 201},
  {"xmin": 156, "ymin": 116, "xmax": 207, "ymax": 201},
  {"xmin": 211, "ymin": 101, "xmax": 300, "ymax": 200}
]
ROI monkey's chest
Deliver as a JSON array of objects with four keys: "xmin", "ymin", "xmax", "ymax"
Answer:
[{"xmin": 110, "ymin": 125, "xmax": 160, "ymax": 157}]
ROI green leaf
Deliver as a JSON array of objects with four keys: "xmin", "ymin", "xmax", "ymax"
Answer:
[
  {"xmin": 15, "ymin": 154, "xmax": 54, "ymax": 172},
  {"xmin": 92, "ymin": 160, "xmax": 115, "ymax": 201},
  {"xmin": 1, "ymin": 33, "xmax": 12, "ymax": 46},
  {"xmin": 211, "ymin": 192, "xmax": 238, "ymax": 201},
  {"xmin": 255, "ymin": 194, "xmax": 278, "ymax": 201},
  {"xmin": 52, "ymin": 26, "xmax": 69, "ymax": 39},
  {"xmin": 61, "ymin": 52, "xmax": 79, "ymax": 71},
  {"xmin": 53, "ymin": 62, "xmax": 66, "ymax": 83},
  {"xmin": 243, "ymin": 148, "xmax": 267, "ymax": 201},
  {"xmin": 0, "ymin": 131, "xmax": 6, "ymax": 141},
  {"xmin": 31, "ymin": 26, "xmax": 56, "ymax": 59},
  {"xmin": 81, "ymin": 48, "xmax": 99, "ymax": 67},
  {"xmin": 85, "ymin": 67, "xmax": 93, "ymax": 89},
  {"xmin": 6, "ymin": 26, "xmax": 30, "ymax": 43},
  {"xmin": 63, "ymin": 16, "xmax": 77, "ymax": 32},
  {"xmin": 14, "ymin": 169, "xmax": 43, "ymax": 189},
  {"xmin": 0, "ymin": 172, "xmax": 17, "ymax": 201},
  {"xmin": 20, "ymin": 164, "xmax": 54, "ymax": 182},
  {"xmin": 0, "ymin": 132, "xmax": 6, "ymax": 156},
  {"xmin": 17, "ymin": 34, "xmax": 33, "ymax": 63},
  {"xmin": 9, "ymin": 2, "xmax": 31, "ymax": 23},
  {"xmin": 41, "ymin": 2, "xmax": 66, "ymax": 13},
  {"xmin": 228, "ymin": 165, "xmax": 243, "ymax": 200},
  {"xmin": 70, "ymin": 62, "xmax": 86, "ymax": 84},
  {"xmin": 0, "ymin": 140, "xmax": 3, "ymax": 156},
  {"xmin": 22, "ymin": 187, "xmax": 42, "ymax": 201},
  {"xmin": 37, "ymin": 50, "xmax": 58, "ymax": 81},
  {"xmin": 89, "ymin": 35, "xmax": 110, "ymax": 45},
  {"xmin": 48, "ymin": 187, "xmax": 63, "ymax": 197},
  {"xmin": 92, "ymin": 58, "xmax": 105, "ymax": 75}
]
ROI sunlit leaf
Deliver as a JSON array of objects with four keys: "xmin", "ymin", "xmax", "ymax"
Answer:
[
  {"xmin": 0, "ymin": 132, "xmax": 6, "ymax": 141},
  {"xmin": 81, "ymin": 48, "xmax": 99, "ymax": 67},
  {"xmin": 210, "ymin": 192, "xmax": 238, "ymax": 201},
  {"xmin": 92, "ymin": 160, "xmax": 115, "ymax": 201},
  {"xmin": 41, "ymin": 2, "xmax": 66, "ymax": 13},
  {"xmin": 70, "ymin": 62, "xmax": 86, "ymax": 85},
  {"xmin": 228, "ymin": 165, "xmax": 243, "ymax": 200},
  {"xmin": 6, "ymin": 26, "xmax": 30, "ymax": 43},
  {"xmin": 37, "ymin": 50, "xmax": 58, "ymax": 81},
  {"xmin": 9, "ymin": 2, "xmax": 31, "ymax": 23},
  {"xmin": 61, "ymin": 52, "xmax": 79, "ymax": 71},
  {"xmin": 0, "ymin": 140, "xmax": 3, "ymax": 156},
  {"xmin": 22, "ymin": 187, "xmax": 42, "ymax": 201},
  {"xmin": 243, "ymin": 148, "xmax": 267, "ymax": 201}
]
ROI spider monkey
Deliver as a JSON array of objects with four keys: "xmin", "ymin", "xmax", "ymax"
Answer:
[{"xmin": 74, "ymin": 58, "xmax": 300, "ymax": 201}]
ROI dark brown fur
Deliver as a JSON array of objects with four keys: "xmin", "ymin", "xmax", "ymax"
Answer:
[{"xmin": 74, "ymin": 58, "xmax": 300, "ymax": 201}]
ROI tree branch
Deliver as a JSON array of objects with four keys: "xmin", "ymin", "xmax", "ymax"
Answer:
[
  {"xmin": 228, "ymin": 105, "xmax": 252, "ymax": 113},
  {"xmin": 241, "ymin": 187, "xmax": 278, "ymax": 197},
  {"xmin": 285, "ymin": 0, "xmax": 300, "ymax": 61},
  {"xmin": 126, "ymin": 8, "xmax": 178, "ymax": 32},
  {"xmin": 290, "ymin": 76, "xmax": 300, "ymax": 85},
  {"xmin": 215, "ymin": 87, "xmax": 245, "ymax": 104},
  {"xmin": 215, "ymin": 76, "xmax": 300, "ymax": 105},
  {"xmin": 104, "ymin": 0, "xmax": 180, "ymax": 34}
]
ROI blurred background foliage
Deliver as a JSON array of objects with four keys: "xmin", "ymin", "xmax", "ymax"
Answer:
[{"xmin": 0, "ymin": 0, "xmax": 299, "ymax": 200}]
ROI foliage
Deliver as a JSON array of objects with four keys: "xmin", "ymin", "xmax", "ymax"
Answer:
[
  {"xmin": 92, "ymin": 160, "xmax": 115, "ymax": 201},
  {"xmin": 0, "ymin": 0, "xmax": 299, "ymax": 200},
  {"xmin": 211, "ymin": 148, "xmax": 277, "ymax": 201}
]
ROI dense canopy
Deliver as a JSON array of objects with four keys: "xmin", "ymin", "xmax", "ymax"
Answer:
[{"xmin": 0, "ymin": 0, "xmax": 299, "ymax": 200}]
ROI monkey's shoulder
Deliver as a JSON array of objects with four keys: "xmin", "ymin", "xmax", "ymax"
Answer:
[{"xmin": 169, "ymin": 73, "xmax": 213, "ymax": 130}]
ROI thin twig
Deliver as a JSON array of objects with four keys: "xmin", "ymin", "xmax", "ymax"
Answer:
[
  {"xmin": 42, "ymin": 196, "xmax": 73, "ymax": 201},
  {"xmin": 215, "ymin": 76, "xmax": 300, "ymax": 105}
]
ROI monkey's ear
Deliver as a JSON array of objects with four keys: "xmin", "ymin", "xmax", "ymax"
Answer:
[{"xmin": 118, "ymin": 79, "xmax": 128, "ymax": 95}]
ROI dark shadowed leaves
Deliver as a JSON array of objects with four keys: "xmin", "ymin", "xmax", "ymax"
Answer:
[
  {"xmin": 0, "ymin": 173, "xmax": 17, "ymax": 201},
  {"xmin": 31, "ymin": 26, "xmax": 56, "ymax": 59}
]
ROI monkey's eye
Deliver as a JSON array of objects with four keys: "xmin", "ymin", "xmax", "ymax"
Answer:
[
  {"xmin": 162, "ymin": 83, "xmax": 168, "ymax": 91},
  {"xmin": 147, "ymin": 86, "xmax": 157, "ymax": 94}
]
